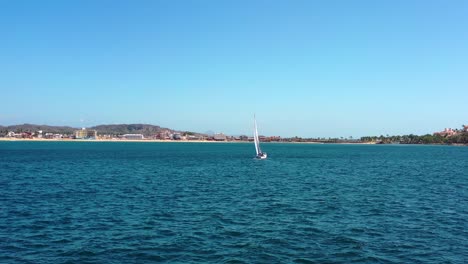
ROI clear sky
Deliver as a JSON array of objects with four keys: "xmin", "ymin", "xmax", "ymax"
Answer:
[{"xmin": 1, "ymin": 1, "xmax": 467, "ymax": 137}]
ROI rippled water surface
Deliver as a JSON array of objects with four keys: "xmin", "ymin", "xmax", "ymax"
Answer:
[{"xmin": 1, "ymin": 142, "xmax": 467, "ymax": 263}]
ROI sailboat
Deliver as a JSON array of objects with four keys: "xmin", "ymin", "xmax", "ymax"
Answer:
[{"xmin": 254, "ymin": 115, "xmax": 267, "ymax": 159}]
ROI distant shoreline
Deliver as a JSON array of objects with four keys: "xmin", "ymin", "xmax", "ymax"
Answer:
[
  {"xmin": 1, "ymin": 137, "xmax": 466, "ymax": 146},
  {"xmin": 0, "ymin": 137, "xmax": 370, "ymax": 144},
  {"xmin": 0, "ymin": 138, "xmax": 224, "ymax": 143}
]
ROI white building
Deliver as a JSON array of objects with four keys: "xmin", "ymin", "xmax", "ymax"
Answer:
[
  {"xmin": 214, "ymin": 133, "xmax": 227, "ymax": 141},
  {"xmin": 123, "ymin": 134, "xmax": 144, "ymax": 140}
]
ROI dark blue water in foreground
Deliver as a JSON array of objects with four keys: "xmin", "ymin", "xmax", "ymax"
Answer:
[{"xmin": 1, "ymin": 142, "xmax": 467, "ymax": 263}]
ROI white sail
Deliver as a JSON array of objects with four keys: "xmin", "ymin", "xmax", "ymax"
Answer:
[
  {"xmin": 254, "ymin": 115, "xmax": 265, "ymax": 158},
  {"xmin": 254, "ymin": 117, "xmax": 260, "ymax": 155}
]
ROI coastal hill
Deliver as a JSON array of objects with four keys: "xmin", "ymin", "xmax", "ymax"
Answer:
[
  {"xmin": 0, "ymin": 124, "xmax": 76, "ymax": 134},
  {"xmin": 90, "ymin": 124, "xmax": 170, "ymax": 136},
  {"xmin": 0, "ymin": 123, "xmax": 202, "ymax": 137}
]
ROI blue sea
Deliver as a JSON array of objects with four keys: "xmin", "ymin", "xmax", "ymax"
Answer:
[{"xmin": 1, "ymin": 142, "xmax": 467, "ymax": 263}]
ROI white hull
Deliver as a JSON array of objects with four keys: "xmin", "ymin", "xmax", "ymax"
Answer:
[{"xmin": 256, "ymin": 153, "xmax": 267, "ymax": 159}]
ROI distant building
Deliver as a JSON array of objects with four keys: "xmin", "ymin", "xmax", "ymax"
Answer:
[
  {"xmin": 157, "ymin": 130, "xmax": 172, "ymax": 140},
  {"xmin": 239, "ymin": 135, "xmax": 249, "ymax": 141},
  {"xmin": 44, "ymin": 133, "xmax": 54, "ymax": 139},
  {"xmin": 172, "ymin": 133, "xmax": 181, "ymax": 140},
  {"xmin": 187, "ymin": 135, "xmax": 202, "ymax": 140},
  {"xmin": 268, "ymin": 136, "xmax": 281, "ymax": 142},
  {"xmin": 123, "ymin": 134, "xmax": 144, "ymax": 140},
  {"xmin": 464, "ymin": 125, "xmax": 468, "ymax": 132},
  {"xmin": 7, "ymin": 131, "xmax": 32, "ymax": 138},
  {"xmin": 75, "ymin": 128, "xmax": 97, "ymax": 139},
  {"xmin": 434, "ymin": 128, "xmax": 458, "ymax": 137},
  {"xmin": 214, "ymin": 133, "xmax": 227, "ymax": 141}
]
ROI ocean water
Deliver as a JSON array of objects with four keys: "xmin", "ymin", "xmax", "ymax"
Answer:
[{"xmin": 0, "ymin": 142, "xmax": 467, "ymax": 263}]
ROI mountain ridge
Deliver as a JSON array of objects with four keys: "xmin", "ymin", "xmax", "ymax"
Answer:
[{"xmin": 0, "ymin": 123, "xmax": 203, "ymax": 137}]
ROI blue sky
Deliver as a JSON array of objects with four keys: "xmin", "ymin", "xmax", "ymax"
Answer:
[{"xmin": 1, "ymin": 1, "xmax": 467, "ymax": 137}]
